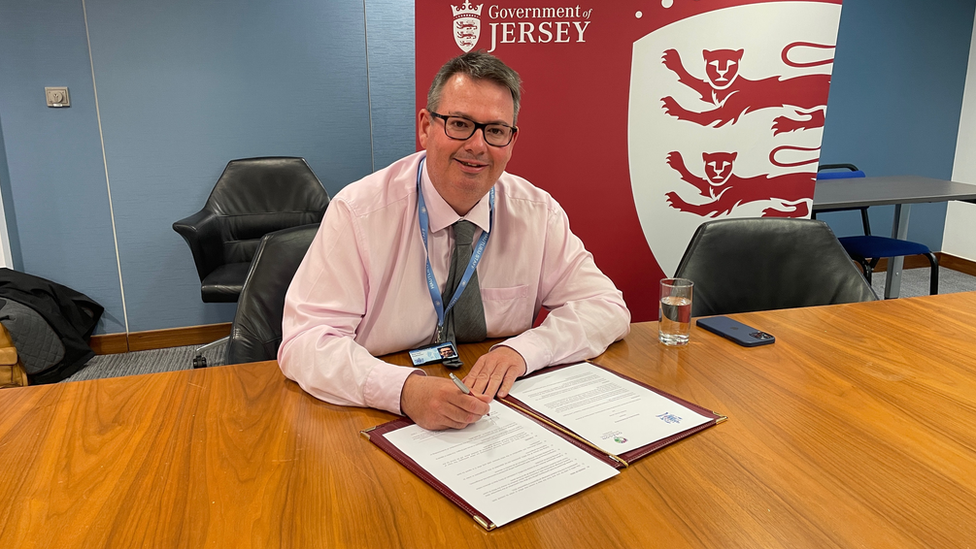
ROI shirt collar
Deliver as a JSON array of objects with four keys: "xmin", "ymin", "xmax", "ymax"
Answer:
[{"xmin": 421, "ymin": 159, "xmax": 492, "ymax": 234}]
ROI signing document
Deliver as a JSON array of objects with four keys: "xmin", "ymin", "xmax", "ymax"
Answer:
[
  {"xmin": 366, "ymin": 363, "xmax": 722, "ymax": 528},
  {"xmin": 507, "ymin": 362, "xmax": 713, "ymax": 454},
  {"xmin": 383, "ymin": 401, "xmax": 618, "ymax": 527}
]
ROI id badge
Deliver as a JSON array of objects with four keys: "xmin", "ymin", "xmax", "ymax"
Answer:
[{"xmin": 408, "ymin": 341, "xmax": 460, "ymax": 366}]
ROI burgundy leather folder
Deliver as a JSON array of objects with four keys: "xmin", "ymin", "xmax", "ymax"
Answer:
[{"xmin": 362, "ymin": 362, "xmax": 725, "ymax": 530}]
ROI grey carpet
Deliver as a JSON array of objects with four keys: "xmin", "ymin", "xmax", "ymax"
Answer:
[
  {"xmin": 872, "ymin": 266, "xmax": 976, "ymax": 298},
  {"xmin": 61, "ymin": 266, "xmax": 975, "ymax": 383},
  {"xmin": 64, "ymin": 341, "xmax": 227, "ymax": 382}
]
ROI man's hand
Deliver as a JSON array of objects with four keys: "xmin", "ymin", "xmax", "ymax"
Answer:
[
  {"xmin": 463, "ymin": 346, "xmax": 527, "ymax": 399},
  {"xmin": 400, "ymin": 373, "xmax": 491, "ymax": 430}
]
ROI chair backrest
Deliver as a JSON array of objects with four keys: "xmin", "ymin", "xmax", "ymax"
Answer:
[
  {"xmin": 816, "ymin": 163, "xmax": 871, "ymax": 235},
  {"xmin": 206, "ymin": 157, "xmax": 330, "ymax": 265},
  {"xmin": 815, "ymin": 163, "xmax": 865, "ymax": 180},
  {"xmin": 225, "ymin": 224, "xmax": 319, "ymax": 364},
  {"xmin": 673, "ymin": 218, "xmax": 877, "ymax": 317}
]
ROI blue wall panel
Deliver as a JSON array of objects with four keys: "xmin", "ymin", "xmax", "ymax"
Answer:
[
  {"xmin": 83, "ymin": 0, "xmax": 374, "ymax": 331},
  {"xmin": 820, "ymin": 0, "xmax": 976, "ymax": 246},
  {"xmin": 0, "ymin": 0, "xmax": 126, "ymax": 333},
  {"xmin": 365, "ymin": 0, "xmax": 417, "ymax": 171}
]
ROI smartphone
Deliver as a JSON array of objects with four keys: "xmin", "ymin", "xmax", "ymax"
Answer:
[
  {"xmin": 696, "ymin": 316, "xmax": 775, "ymax": 347},
  {"xmin": 408, "ymin": 342, "xmax": 461, "ymax": 367}
]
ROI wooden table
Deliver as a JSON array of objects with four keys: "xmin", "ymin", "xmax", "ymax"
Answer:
[
  {"xmin": 813, "ymin": 175, "xmax": 976, "ymax": 297},
  {"xmin": 3, "ymin": 294, "xmax": 976, "ymax": 548}
]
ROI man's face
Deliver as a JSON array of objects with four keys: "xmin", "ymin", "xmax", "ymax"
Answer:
[{"xmin": 418, "ymin": 74, "xmax": 518, "ymax": 215}]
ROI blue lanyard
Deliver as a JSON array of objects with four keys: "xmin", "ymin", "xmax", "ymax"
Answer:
[{"xmin": 416, "ymin": 157, "xmax": 493, "ymax": 338}]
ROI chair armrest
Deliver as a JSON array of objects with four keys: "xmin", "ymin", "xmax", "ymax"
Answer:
[{"xmin": 173, "ymin": 209, "xmax": 225, "ymax": 281}]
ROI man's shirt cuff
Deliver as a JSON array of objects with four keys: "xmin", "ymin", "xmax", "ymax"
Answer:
[{"xmin": 364, "ymin": 362, "xmax": 426, "ymax": 415}]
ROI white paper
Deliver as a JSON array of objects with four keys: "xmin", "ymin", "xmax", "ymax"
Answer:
[
  {"xmin": 508, "ymin": 362, "xmax": 712, "ymax": 455},
  {"xmin": 383, "ymin": 401, "xmax": 618, "ymax": 527}
]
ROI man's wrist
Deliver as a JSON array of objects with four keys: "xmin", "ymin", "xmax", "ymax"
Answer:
[
  {"xmin": 399, "ymin": 370, "xmax": 425, "ymax": 417},
  {"xmin": 364, "ymin": 362, "xmax": 425, "ymax": 415}
]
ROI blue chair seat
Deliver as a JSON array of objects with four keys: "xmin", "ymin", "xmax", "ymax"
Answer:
[
  {"xmin": 838, "ymin": 235, "xmax": 932, "ymax": 260},
  {"xmin": 815, "ymin": 163, "xmax": 938, "ymax": 297}
]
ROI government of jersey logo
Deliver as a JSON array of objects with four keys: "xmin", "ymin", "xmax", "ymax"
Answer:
[{"xmin": 452, "ymin": 2, "xmax": 483, "ymax": 52}]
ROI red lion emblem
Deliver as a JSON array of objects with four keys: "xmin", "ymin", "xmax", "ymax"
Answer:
[
  {"xmin": 664, "ymin": 151, "xmax": 815, "ymax": 218},
  {"xmin": 660, "ymin": 43, "xmax": 833, "ymax": 135}
]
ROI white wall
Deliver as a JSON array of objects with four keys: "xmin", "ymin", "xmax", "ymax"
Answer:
[
  {"xmin": 0, "ymin": 185, "xmax": 10, "ymax": 268},
  {"xmin": 946, "ymin": 8, "xmax": 976, "ymax": 261}
]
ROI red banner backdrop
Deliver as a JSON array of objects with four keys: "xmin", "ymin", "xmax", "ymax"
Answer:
[{"xmin": 416, "ymin": 0, "xmax": 843, "ymax": 321}]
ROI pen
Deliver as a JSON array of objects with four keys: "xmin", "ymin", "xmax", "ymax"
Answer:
[{"xmin": 449, "ymin": 373, "xmax": 471, "ymax": 395}]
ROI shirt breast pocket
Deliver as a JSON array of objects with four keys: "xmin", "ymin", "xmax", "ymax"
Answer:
[{"xmin": 481, "ymin": 284, "xmax": 533, "ymax": 337}]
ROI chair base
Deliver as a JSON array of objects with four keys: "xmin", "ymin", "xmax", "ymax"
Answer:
[
  {"xmin": 193, "ymin": 335, "xmax": 229, "ymax": 368},
  {"xmin": 856, "ymin": 253, "xmax": 939, "ymax": 296}
]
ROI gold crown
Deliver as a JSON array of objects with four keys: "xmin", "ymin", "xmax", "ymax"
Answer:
[{"xmin": 452, "ymin": 2, "xmax": 483, "ymax": 17}]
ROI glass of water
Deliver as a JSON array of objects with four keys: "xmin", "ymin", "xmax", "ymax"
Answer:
[{"xmin": 659, "ymin": 278, "xmax": 693, "ymax": 346}]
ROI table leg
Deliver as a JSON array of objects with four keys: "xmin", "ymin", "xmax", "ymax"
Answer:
[{"xmin": 884, "ymin": 204, "xmax": 911, "ymax": 298}]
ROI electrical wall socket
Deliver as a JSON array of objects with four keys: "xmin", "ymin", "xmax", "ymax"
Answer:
[{"xmin": 45, "ymin": 87, "xmax": 70, "ymax": 108}]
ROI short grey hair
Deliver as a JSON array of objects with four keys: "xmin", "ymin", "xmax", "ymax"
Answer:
[{"xmin": 426, "ymin": 50, "xmax": 522, "ymax": 124}]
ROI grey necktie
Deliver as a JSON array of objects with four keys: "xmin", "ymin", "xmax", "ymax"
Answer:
[{"xmin": 442, "ymin": 220, "xmax": 487, "ymax": 343}]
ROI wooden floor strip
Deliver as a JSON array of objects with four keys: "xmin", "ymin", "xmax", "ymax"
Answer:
[{"xmin": 91, "ymin": 323, "xmax": 232, "ymax": 355}]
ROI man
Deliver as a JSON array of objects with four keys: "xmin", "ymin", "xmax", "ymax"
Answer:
[
  {"xmin": 438, "ymin": 345, "xmax": 456, "ymax": 359},
  {"xmin": 279, "ymin": 51, "xmax": 630, "ymax": 430}
]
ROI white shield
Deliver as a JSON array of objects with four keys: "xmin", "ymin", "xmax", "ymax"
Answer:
[
  {"xmin": 454, "ymin": 16, "xmax": 481, "ymax": 53},
  {"xmin": 628, "ymin": 2, "xmax": 841, "ymax": 276}
]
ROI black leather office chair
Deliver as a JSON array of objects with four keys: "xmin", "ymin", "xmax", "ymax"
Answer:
[
  {"xmin": 225, "ymin": 224, "xmax": 318, "ymax": 365},
  {"xmin": 673, "ymin": 218, "xmax": 877, "ymax": 317},
  {"xmin": 173, "ymin": 157, "xmax": 329, "ymax": 366},
  {"xmin": 815, "ymin": 163, "xmax": 938, "ymax": 296},
  {"xmin": 173, "ymin": 156, "xmax": 330, "ymax": 303}
]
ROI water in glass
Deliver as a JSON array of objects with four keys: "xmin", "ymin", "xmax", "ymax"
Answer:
[{"xmin": 659, "ymin": 295, "xmax": 692, "ymax": 345}]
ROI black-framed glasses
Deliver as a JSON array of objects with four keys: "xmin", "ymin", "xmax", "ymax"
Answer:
[{"xmin": 429, "ymin": 112, "xmax": 517, "ymax": 147}]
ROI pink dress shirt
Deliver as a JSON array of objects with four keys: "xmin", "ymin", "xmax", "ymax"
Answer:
[{"xmin": 278, "ymin": 151, "xmax": 630, "ymax": 414}]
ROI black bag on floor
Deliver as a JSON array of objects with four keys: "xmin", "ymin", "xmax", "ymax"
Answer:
[{"xmin": 0, "ymin": 268, "xmax": 103, "ymax": 384}]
